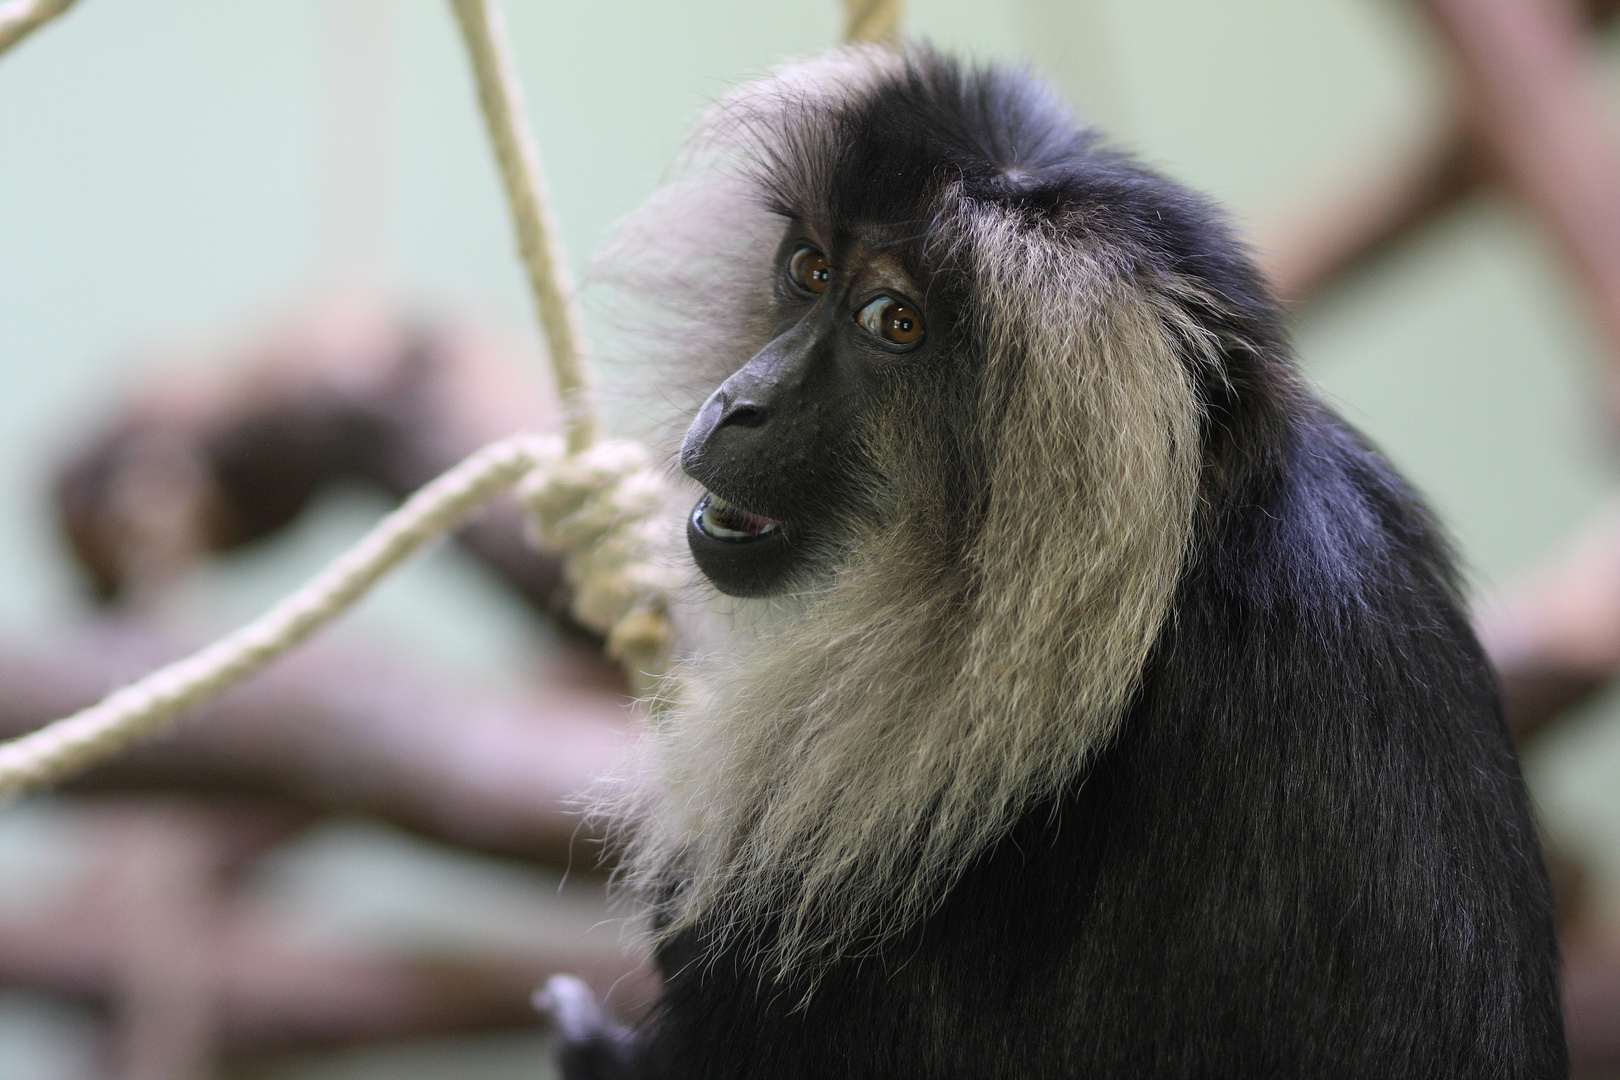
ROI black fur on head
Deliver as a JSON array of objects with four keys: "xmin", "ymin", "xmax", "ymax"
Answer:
[{"xmin": 593, "ymin": 43, "xmax": 1311, "ymax": 976}]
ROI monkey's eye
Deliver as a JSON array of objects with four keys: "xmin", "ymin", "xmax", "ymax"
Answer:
[
  {"xmin": 856, "ymin": 296, "xmax": 924, "ymax": 345},
  {"xmin": 788, "ymin": 246, "xmax": 830, "ymax": 295}
]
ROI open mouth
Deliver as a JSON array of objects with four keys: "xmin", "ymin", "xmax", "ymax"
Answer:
[{"xmin": 693, "ymin": 493, "xmax": 781, "ymax": 543}]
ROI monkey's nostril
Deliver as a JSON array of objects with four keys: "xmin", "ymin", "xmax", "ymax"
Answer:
[{"xmin": 719, "ymin": 402, "xmax": 768, "ymax": 429}]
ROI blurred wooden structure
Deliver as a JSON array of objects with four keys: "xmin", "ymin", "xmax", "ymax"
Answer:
[{"xmin": 1260, "ymin": 0, "xmax": 1620, "ymax": 759}]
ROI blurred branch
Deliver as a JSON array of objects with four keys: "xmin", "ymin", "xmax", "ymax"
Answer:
[
  {"xmin": 1396, "ymin": 0, "xmax": 1620, "ymax": 745},
  {"xmin": 1479, "ymin": 502, "xmax": 1620, "ymax": 742},
  {"xmin": 111, "ymin": 807, "xmax": 221, "ymax": 1080},
  {"xmin": 1413, "ymin": 0, "xmax": 1620, "ymax": 412},
  {"xmin": 1256, "ymin": 119, "xmax": 1482, "ymax": 306},
  {"xmin": 0, "ymin": 900, "xmax": 635, "ymax": 1057},
  {"xmin": 0, "ymin": 436, "xmax": 547, "ymax": 801},
  {"xmin": 1259, "ymin": 0, "xmax": 1620, "ymax": 309},
  {"xmin": 1256, "ymin": 0, "xmax": 1620, "ymax": 759},
  {"xmin": 55, "ymin": 302, "xmax": 593, "ymax": 640},
  {"xmin": 0, "ymin": 622, "xmax": 628, "ymax": 867},
  {"xmin": 0, "ymin": 800, "xmax": 653, "ymax": 1059},
  {"xmin": 1567, "ymin": 952, "xmax": 1620, "ymax": 1067}
]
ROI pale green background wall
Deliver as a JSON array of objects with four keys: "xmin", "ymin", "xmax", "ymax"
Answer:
[
  {"xmin": 4, "ymin": 0, "xmax": 1612, "ymax": 621},
  {"xmin": 3, "ymin": 2, "xmax": 1620, "ymax": 1075}
]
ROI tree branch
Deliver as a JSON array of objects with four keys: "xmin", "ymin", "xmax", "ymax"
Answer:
[{"xmin": 0, "ymin": 622, "xmax": 629, "ymax": 867}]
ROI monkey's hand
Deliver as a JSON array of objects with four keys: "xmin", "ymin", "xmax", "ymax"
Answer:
[
  {"xmin": 517, "ymin": 438, "xmax": 682, "ymax": 678},
  {"xmin": 536, "ymin": 974, "xmax": 642, "ymax": 1080}
]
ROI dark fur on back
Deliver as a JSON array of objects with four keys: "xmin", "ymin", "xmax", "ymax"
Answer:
[{"xmin": 593, "ymin": 47, "xmax": 1566, "ymax": 1078}]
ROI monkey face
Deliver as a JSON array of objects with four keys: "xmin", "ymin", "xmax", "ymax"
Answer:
[{"xmin": 680, "ymin": 227, "xmax": 936, "ymax": 597}]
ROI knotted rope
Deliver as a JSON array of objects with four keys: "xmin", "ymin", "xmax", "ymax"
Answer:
[
  {"xmin": 0, "ymin": 433, "xmax": 679, "ymax": 798},
  {"xmin": 0, "ymin": 0, "xmax": 905, "ymax": 798},
  {"xmin": 0, "ymin": 438, "xmax": 536, "ymax": 797}
]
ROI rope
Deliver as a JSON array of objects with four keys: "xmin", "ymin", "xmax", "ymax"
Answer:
[
  {"xmin": 448, "ymin": 0, "xmax": 679, "ymax": 689},
  {"xmin": 518, "ymin": 439, "xmax": 679, "ymax": 695},
  {"xmin": 448, "ymin": 0, "xmax": 597, "ymax": 454},
  {"xmin": 842, "ymin": 0, "xmax": 902, "ymax": 43},
  {"xmin": 0, "ymin": 0, "xmax": 681, "ymax": 799},
  {"xmin": 0, "ymin": 437, "xmax": 539, "ymax": 799},
  {"xmin": 0, "ymin": 424, "xmax": 684, "ymax": 797},
  {"xmin": 0, "ymin": 0, "xmax": 902, "ymax": 795},
  {"xmin": 0, "ymin": 0, "xmax": 80, "ymax": 57}
]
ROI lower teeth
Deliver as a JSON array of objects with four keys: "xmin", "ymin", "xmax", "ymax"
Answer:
[{"xmin": 701, "ymin": 495, "xmax": 779, "ymax": 540}]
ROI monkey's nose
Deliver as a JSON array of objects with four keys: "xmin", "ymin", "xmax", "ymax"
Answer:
[
  {"xmin": 714, "ymin": 386, "xmax": 769, "ymax": 430},
  {"xmin": 712, "ymin": 374, "xmax": 774, "ymax": 433},
  {"xmin": 681, "ymin": 387, "xmax": 767, "ymax": 479}
]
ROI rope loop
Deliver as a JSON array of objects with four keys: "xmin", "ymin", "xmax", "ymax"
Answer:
[
  {"xmin": 518, "ymin": 438, "xmax": 681, "ymax": 691},
  {"xmin": 0, "ymin": 435, "xmax": 684, "ymax": 797},
  {"xmin": 0, "ymin": 0, "xmax": 908, "ymax": 796}
]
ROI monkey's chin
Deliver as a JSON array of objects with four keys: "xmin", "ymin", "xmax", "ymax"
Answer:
[{"xmin": 688, "ymin": 493, "xmax": 798, "ymax": 598}]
